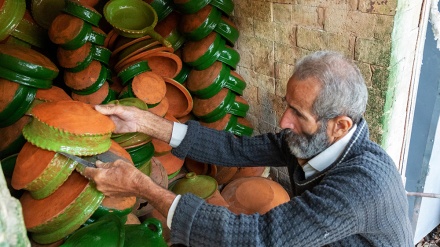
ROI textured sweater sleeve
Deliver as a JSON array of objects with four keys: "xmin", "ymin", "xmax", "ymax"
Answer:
[{"xmin": 171, "ymin": 120, "xmax": 292, "ymax": 167}]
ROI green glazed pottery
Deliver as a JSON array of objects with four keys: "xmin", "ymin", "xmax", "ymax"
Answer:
[
  {"xmin": 172, "ymin": 0, "xmax": 210, "ymax": 14},
  {"xmin": 186, "ymin": 61, "xmax": 246, "ymax": 99},
  {"xmin": 117, "ymin": 60, "xmax": 151, "ymax": 85},
  {"xmin": 21, "ymin": 171, "xmax": 105, "ymax": 244},
  {"xmin": 179, "ymin": 4, "xmax": 222, "ymax": 41},
  {"xmin": 126, "ymin": 141, "xmax": 155, "ymax": 167},
  {"xmin": 63, "ymin": 0, "xmax": 102, "ymax": 27},
  {"xmin": 192, "ymin": 88, "xmax": 249, "ymax": 123},
  {"xmin": 201, "ymin": 114, "xmax": 254, "ymax": 137},
  {"xmin": 214, "ymin": 16, "xmax": 239, "ymax": 45},
  {"xmin": 30, "ymin": 0, "xmax": 65, "ymax": 30},
  {"xmin": 56, "ymin": 41, "xmax": 94, "ymax": 71},
  {"xmin": 146, "ymin": 0, "xmax": 173, "ymax": 21},
  {"xmin": 170, "ymin": 172, "xmax": 218, "ymax": 199},
  {"xmin": 154, "ymin": 11, "xmax": 185, "ymax": 50},
  {"xmin": 124, "ymin": 218, "xmax": 168, "ymax": 247},
  {"xmin": 210, "ymin": 0, "xmax": 234, "ymax": 16},
  {"xmin": 90, "ymin": 195, "xmax": 137, "ymax": 221},
  {"xmin": 0, "ymin": 44, "xmax": 59, "ymax": 82},
  {"xmin": 0, "ymin": 0, "xmax": 26, "ymax": 40},
  {"xmin": 12, "ymin": 142, "xmax": 77, "ymax": 199},
  {"xmin": 103, "ymin": 0, "xmax": 171, "ymax": 47},
  {"xmin": 22, "ymin": 100, "xmax": 115, "ymax": 156},
  {"xmin": 49, "ymin": 13, "xmax": 92, "ymax": 50},
  {"xmin": 173, "ymin": 62, "xmax": 191, "ymax": 84},
  {"xmin": 10, "ymin": 14, "xmax": 48, "ymax": 49},
  {"xmin": 61, "ymin": 214, "xmax": 125, "ymax": 247},
  {"xmin": 88, "ymin": 27, "xmax": 107, "ymax": 46}
]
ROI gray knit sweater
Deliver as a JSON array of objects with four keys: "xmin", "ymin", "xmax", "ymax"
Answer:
[{"xmin": 170, "ymin": 119, "xmax": 413, "ymax": 246}]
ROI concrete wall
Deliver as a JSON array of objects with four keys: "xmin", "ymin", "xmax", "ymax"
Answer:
[{"xmin": 230, "ymin": 0, "xmax": 424, "ymax": 172}]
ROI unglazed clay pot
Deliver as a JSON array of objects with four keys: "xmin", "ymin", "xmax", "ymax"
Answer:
[
  {"xmin": 141, "ymin": 51, "xmax": 182, "ymax": 78},
  {"xmin": 114, "ymin": 45, "xmax": 173, "ymax": 72},
  {"xmin": 21, "ymin": 171, "xmax": 104, "ymax": 244},
  {"xmin": 163, "ymin": 77, "xmax": 193, "ymax": 118},
  {"xmin": 148, "ymin": 96, "xmax": 169, "ymax": 117},
  {"xmin": 213, "ymin": 165, "xmax": 237, "ymax": 185},
  {"xmin": 119, "ymin": 71, "xmax": 166, "ymax": 107},
  {"xmin": 154, "ymin": 151, "xmax": 184, "ymax": 177},
  {"xmin": 34, "ymin": 86, "xmax": 72, "ymax": 103},
  {"xmin": 221, "ymin": 177, "xmax": 290, "ymax": 215},
  {"xmin": 152, "ymin": 138, "xmax": 172, "ymax": 157},
  {"xmin": 22, "ymin": 100, "xmax": 115, "ymax": 155}
]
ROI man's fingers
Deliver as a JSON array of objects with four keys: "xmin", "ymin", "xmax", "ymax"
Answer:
[
  {"xmin": 96, "ymin": 160, "xmax": 112, "ymax": 168},
  {"xmin": 83, "ymin": 167, "xmax": 97, "ymax": 180},
  {"xmin": 94, "ymin": 104, "xmax": 118, "ymax": 115}
]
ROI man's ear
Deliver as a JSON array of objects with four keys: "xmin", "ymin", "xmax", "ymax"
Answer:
[{"xmin": 329, "ymin": 116, "xmax": 353, "ymax": 139}]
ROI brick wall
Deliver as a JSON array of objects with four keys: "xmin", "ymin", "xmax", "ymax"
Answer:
[{"xmin": 231, "ymin": 0, "xmax": 399, "ymax": 143}]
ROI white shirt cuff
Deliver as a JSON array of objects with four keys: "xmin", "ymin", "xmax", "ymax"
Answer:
[
  {"xmin": 167, "ymin": 194, "xmax": 182, "ymax": 229},
  {"xmin": 169, "ymin": 122, "xmax": 188, "ymax": 148}
]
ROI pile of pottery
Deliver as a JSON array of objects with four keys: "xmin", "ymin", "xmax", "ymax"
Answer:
[{"xmin": 0, "ymin": 0, "xmax": 292, "ymax": 245}]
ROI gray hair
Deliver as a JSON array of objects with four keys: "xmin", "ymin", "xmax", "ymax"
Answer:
[{"xmin": 292, "ymin": 51, "xmax": 368, "ymax": 124}]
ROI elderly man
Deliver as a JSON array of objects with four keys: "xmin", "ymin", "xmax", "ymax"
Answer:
[{"xmin": 85, "ymin": 51, "xmax": 413, "ymax": 246}]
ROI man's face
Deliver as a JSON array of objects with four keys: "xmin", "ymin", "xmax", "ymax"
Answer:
[{"xmin": 280, "ymin": 77, "xmax": 332, "ymax": 159}]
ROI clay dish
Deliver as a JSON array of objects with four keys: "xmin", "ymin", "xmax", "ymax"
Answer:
[
  {"xmin": 117, "ymin": 60, "xmax": 151, "ymax": 86},
  {"xmin": 210, "ymin": 0, "xmax": 234, "ymax": 16},
  {"xmin": 182, "ymin": 31, "xmax": 218, "ymax": 65},
  {"xmin": 0, "ymin": 78, "xmax": 36, "ymax": 127},
  {"xmin": 30, "ymin": 0, "xmax": 65, "ymax": 30},
  {"xmin": 48, "ymin": 13, "xmax": 92, "ymax": 50},
  {"xmin": 78, "ymin": 0, "xmax": 101, "ymax": 7},
  {"xmin": 22, "ymin": 100, "xmax": 115, "ymax": 155},
  {"xmin": 163, "ymin": 77, "xmax": 193, "ymax": 118},
  {"xmin": 231, "ymin": 166, "xmax": 270, "ymax": 181},
  {"xmin": 170, "ymin": 172, "xmax": 218, "ymax": 200},
  {"xmin": 112, "ymin": 35, "xmax": 152, "ymax": 58},
  {"xmin": 64, "ymin": 60, "xmax": 106, "ymax": 91},
  {"xmin": 114, "ymin": 45, "xmax": 173, "ymax": 72},
  {"xmin": 0, "ymin": 44, "xmax": 59, "ymax": 82},
  {"xmin": 145, "ymin": 0, "xmax": 174, "ymax": 21},
  {"xmin": 148, "ymin": 96, "xmax": 169, "ymax": 117},
  {"xmin": 35, "ymin": 86, "xmax": 72, "ymax": 102},
  {"xmin": 72, "ymin": 81, "xmax": 112, "ymax": 105},
  {"xmin": 179, "ymin": 4, "xmax": 221, "ymax": 41},
  {"xmin": 91, "ymin": 195, "xmax": 137, "ymax": 220},
  {"xmin": 57, "ymin": 42, "xmax": 93, "ymax": 71},
  {"xmin": 0, "ymin": 0, "xmax": 26, "ymax": 41},
  {"xmin": 154, "ymin": 151, "xmax": 184, "ymax": 176},
  {"xmin": 104, "ymin": 29, "xmax": 118, "ymax": 49},
  {"xmin": 128, "ymin": 71, "xmax": 167, "ymax": 107},
  {"xmin": 63, "ymin": 0, "xmax": 102, "ymax": 27},
  {"xmin": 10, "ymin": 10, "xmax": 47, "ymax": 48},
  {"xmin": 213, "ymin": 166, "xmax": 237, "ymax": 185},
  {"xmin": 186, "ymin": 61, "xmax": 246, "ymax": 99},
  {"xmin": 88, "ymin": 26, "xmax": 107, "ymax": 46},
  {"xmin": 21, "ymin": 171, "xmax": 104, "ymax": 244},
  {"xmin": 214, "ymin": 15, "xmax": 239, "ymax": 46},
  {"xmin": 12, "ymin": 142, "xmax": 77, "ymax": 199},
  {"xmin": 141, "ymin": 51, "xmax": 182, "ymax": 78},
  {"xmin": 176, "ymin": 112, "xmax": 195, "ymax": 123},
  {"xmin": 154, "ymin": 11, "xmax": 185, "ymax": 50},
  {"xmin": 0, "ymin": 78, "xmax": 20, "ymax": 113},
  {"xmin": 152, "ymin": 138, "xmax": 172, "ymax": 157},
  {"xmin": 173, "ymin": 0, "xmax": 210, "ymax": 14},
  {"xmin": 125, "ymin": 141, "xmax": 155, "ymax": 167},
  {"xmin": 200, "ymin": 114, "xmax": 254, "ymax": 137},
  {"xmin": 221, "ymin": 177, "xmax": 290, "ymax": 215},
  {"xmin": 192, "ymin": 88, "xmax": 249, "ymax": 123}
]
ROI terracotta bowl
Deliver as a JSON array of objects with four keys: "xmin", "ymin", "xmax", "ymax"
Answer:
[
  {"xmin": 145, "ymin": 0, "xmax": 174, "ymax": 21},
  {"xmin": 57, "ymin": 42, "xmax": 94, "ymax": 71},
  {"xmin": 163, "ymin": 77, "xmax": 193, "ymax": 118},
  {"xmin": 173, "ymin": 0, "xmax": 210, "ymax": 14},
  {"xmin": 63, "ymin": 0, "xmax": 102, "ymax": 27},
  {"xmin": 141, "ymin": 51, "xmax": 182, "ymax": 78},
  {"xmin": 114, "ymin": 45, "xmax": 173, "ymax": 73},
  {"xmin": 186, "ymin": 61, "xmax": 246, "ymax": 99},
  {"xmin": 152, "ymin": 138, "xmax": 172, "ymax": 157},
  {"xmin": 200, "ymin": 114, "xmax": 254, "ymax": 137},
  {"xmin": 179, "ymin": 4, "xmax": 221, "ymax": 41},
  {"xmin": 213, "ymin": 165, "xmax": 237, "ymax": 185},
  {"xmin": 34, "ymin": 86, "xmax": 72, "ymax": 103},
  {"xmin": 21, "ymin": 171, "xmax": 104, "ymax": 244},
  {"xmin": 154, "ymin": 11, "xmax": 185, "ymax": 50},
  {"xmin": 12, "ymin": 142, "xmax": 77, "ymax": 199},
  {"xmin": 192, "ymin": 88, "xmax": 249, "ymax": 123},
  {"xmin": 49, "ymin": 13, "xmax": 92, "ymax": 50},
  {"xmin": 119, "ymin": 71, "xmax": 166, "ymax": 107},
  {"xmin": 64, "ymin": 60, "xmax": 107, "ymax": 92},
  {"xmin": 210, "ymin": 0, "xmax": 234, "ymax": 16},
  {"xmin": 154, "ymin": 151, "xmax": 184, "ymax": 177},
  {"xmin": 148, "ymin": 96, "xmax": 169, "ymax": 117},
  {"xmin": 72, "ymin": 81, "xmax": 116, "ymax": 105},
  {"xmin": 22, "ymin": 100, "xmax": 115, "ymax": 155},
  {"xmin": 173, "ymin": 62, "xmax": 191, "ymax": 84},
  {"xmin": 221, "ymin": 177, "xmax": 290, "ymax": 215}
]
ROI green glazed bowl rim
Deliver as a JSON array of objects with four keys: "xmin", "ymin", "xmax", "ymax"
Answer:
[
  {"xmin": 10, "ymin": 17, "xmax": 48, "ymax": 49},
  {"xmin": 217, "ymin": 44, "xmax": 240, "ymax": 69},
  {"xmin": 63, "ymin": 0, "xmax": 102, "ymax": 27},
  {"xmin": 101, "ymin": 88, "xmax": 118, "ymax": 104},
  {"xmin": 87, "ymin": 29, "xmax": 107, "ymax": 46},
  {"xmin": 150, "ymin": 0, "xmax": 173, "ymax": 21},
  {"xmin": 0, "ymin": 0, "xmax": 26, "ymax": 40},
  {"xmin": 93, "ymin": 45, "xmax": 112, "ymax": 66},
  {"xmin": 64, "ymin": 44, "xmax": 95, "ymax": 72},
  {"xmin": 71, "ymin": 64, "xmax": 108, "ymax": 95},
  {"xmin": 0, "ymin": 66, "xmax": 52, "ymax": 89},
  {"xmin": 0, "ymin": 49, "xmax": 58, "ymax": 81},
  {"xmin": 0, "ymin": 83, "xmax": 36, "ymax": 127},
  {"xmin": 173, "ymin": 0, "xmax": 210, "ymax": 14},
  {"xmin": 117, "ymin": 60, "xmax": 151, "ymax": 85},
  {"xmin": 173, "ymin": 63, "xmax": 191, "ymax": 84},
  {"xmin": 210, "ymin": 0, "xmax": 234, "ymax": 16},
  {"xmin": 186, "ymin": 33, "xmax": 224, "ymax": 70},
  {"xmin": 214, "ymin": 17, "xmax": 239, "ymax": 46},
  {"xmin": 60, "ymin": 20, "xmax": 92, "ymax": 50},
  {"xmin": 126, "ymin": 141, "xmax": 154, "ymax": 166},
  {"xmin": 225, "ymin": 115, "xmax": 254, "ymax": 137},
  {"xmin": 164, "ymin": 28, "xmax": 186, "ymax": 51},
  {"xmin": 181, "ymin": 5, "xmax": 221, "ymax": 41}
]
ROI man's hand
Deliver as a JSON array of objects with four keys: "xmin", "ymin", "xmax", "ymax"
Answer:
[
  {"xmin": 83, "ymin": 160, "xmax": 148, "ymax": 198},
  {"xmin": 94, "ymin": 104, "xmax": 174, "ymax": 143},
  {"xmin": 94, "ymin": 104, "xmax": 143, "ymax": 133}
]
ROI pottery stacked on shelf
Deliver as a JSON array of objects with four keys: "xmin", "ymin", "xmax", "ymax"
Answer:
[{"xmin": 48, "ymin": 0, "xmax": 115, "ymax": 105}]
